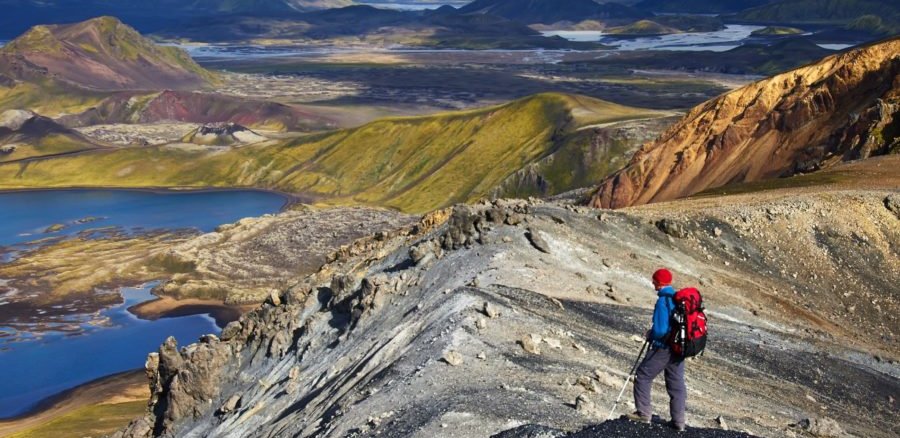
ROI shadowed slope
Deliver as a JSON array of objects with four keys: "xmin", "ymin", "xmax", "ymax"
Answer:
[{"xmin": 0, "ymin": 109, "xmax": 101, "ymax": 162}]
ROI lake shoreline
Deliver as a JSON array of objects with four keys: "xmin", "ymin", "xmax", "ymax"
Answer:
[
  {"xmin": 0, "ymin": 186, "xmax": 307, "ymax": 211},
  {"xmin": 0, "ymin": 369, "xmax": 147, "ymax": 433},
  {"xmin": 129, "ymin": 295, "xmax": 255, "ymax": 328}
]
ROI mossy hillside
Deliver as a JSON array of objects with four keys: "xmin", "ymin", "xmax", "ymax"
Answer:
[
  {"xmin": 0, "ymin": 80, "xmax": 107, "ymax": 116},
  {"xmin": 493, "ymin": 128, "xmax": 638, "ymax": 199},
  {"xmin": 0, "ymin": 133, "xmax": 98, "ymax": 163},
  {"xmin": 59, "ymin": 17, "xmax": 218, "ymax": 85},
  {"xmin": 7, "ymin": 401, "xmax": 146, "ymax": 438},
  {"xmin": 0, "ymin": 94, "xmax": 658, "ymax": 213},
  {"xmin": 606, "ymin": 20, "xmax": 680, "ymax": 36},
  {"xmin": 751, "ymin": 26, "xmax": 806, "ymax": 36}
]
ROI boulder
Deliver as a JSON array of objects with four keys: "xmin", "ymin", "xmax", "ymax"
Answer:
[
  {"xmin": 442, "ymin": 350, "xmax": 464, "ymax": 366},
  {"xmin": 520, "ymin": 334, "xmax": 542, "ymax": 355},
  {"xmin": 656, "ymin": 218, "xmax": 689, "ymax": 238},
  {"xmin": 885, "ymin": 194, "xmax": 900, "ymax": 219},
  {"xmin": 795, "ymin": 417, "xmax": 846, "ymax": 438},
  {"xmin": 526, "ymin": 228, "xmax": 551, "ymax": 253}
]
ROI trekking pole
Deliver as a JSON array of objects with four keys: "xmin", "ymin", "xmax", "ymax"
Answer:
[{"xmin": 606, "ymin": 339, "xmax": 649, "ymax": 420}]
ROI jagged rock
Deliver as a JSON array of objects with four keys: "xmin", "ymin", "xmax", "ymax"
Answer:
[
  {"xmin": 656, "ymin": 219, "xmax": 689, "ymax": 238},
  {"xmin": 885, "ymin": 194, "xmax": 900, "ymax": 219},
  {"xmin": 218, "ymin": 394, "xmax": 242, "ymax": 415},
  {"xmin": 443, "ymin": 350, "xmax": 464, "ymax": 366},
  {"xmin": 267, "ymin": 290, "xmax": 282, "ymax": 307},
  {"xmin": 575, "ymin": 393, "xmax": 597, "ymax": 415},
  {"xmin": 576, "ymin": 375, "xmax": 601, "ymax": 393},
  {"xmin": 442, "ymin": 205, "xmax": 485, "ymax": 250},
  {"xmin": 486, "ymin": 206, "xmax": 509, "ymax": 224},
  {"xmin": 716, "ymin": 415, "xmax": 729, "ymax": 430},
  {"xmin": 409, "ymin": 241, "xmax": 437, "ymax": 265},
  {"xmin": 183, "ymin": 122, "xmax": 266, "ymax": 145},
  {"xmin": 219, "ymin": 321, "xmax": 242, "ymax": 341},
  {"xmin": 0, "ymin": 144, "xmax": 17, "ymax": 154},
  {"xmin": 506, "ymin": 213, "xmax": 524, "ymax": 225},
  {"xmin": 477, "ymin": 352, "xmax": 487, "ymax": 360},
  {"xmin": 594, "ymin": 369, "xmax": 622, "ymax": 388},
  {"xmin": 794, "ymin": 417, "xmax": 846, "ymax": 438},
  {"xmin": 330, "ymin": 274, "xmax": 356, "ymax": 304},
  {"xmin": 111, "ymin": 416, "xmax": 154, "ymax": 438},
  {"xmin": 520, "ymin": 334, "xmax": 542, "ymax": 355},
  {"xmin": 526, "ymin": 228, "xmax": 551, "ymax": 253},
  {"xmin": 483, "ymin": 302, "xmax": 500, "ymax": 319}
]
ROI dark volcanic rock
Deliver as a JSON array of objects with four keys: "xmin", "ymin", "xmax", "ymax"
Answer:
[
  {"xmin": 491, "ymin": 424, "xmax": 566, "ymax": 438},
  {"xmin": 494, "ymin": 418, "xmax": 758, "ymax": 438},
  {"xmin": 569, "ymin": 418, "xmax": 757, "ymax": 437}
]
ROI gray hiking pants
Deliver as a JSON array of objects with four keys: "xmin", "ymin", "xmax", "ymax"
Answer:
[{"xmin": 633, "ymin": 346, "xmax": 686, "ymax": 426}]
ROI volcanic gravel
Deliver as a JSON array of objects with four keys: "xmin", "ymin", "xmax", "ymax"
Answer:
[{"xmin": 493, "ymin": 418, "xmax": 757, "ymax": 438}]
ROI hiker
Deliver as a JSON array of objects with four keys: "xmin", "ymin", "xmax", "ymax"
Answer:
[{"xmin": 626, "ymin": 268, "xmax": 687, "ymax": 432}]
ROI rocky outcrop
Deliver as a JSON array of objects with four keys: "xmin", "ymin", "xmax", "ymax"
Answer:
[
  {"xmin": 116, "ymin": 186, "xmax": 899, "ymax": 438},
  {"xmin": 150, "ymin": 207, "xmax": 418, "ymax": 304},
  {"xmin": 590, "ymin": 38, "xmax": 900, "ymax": 209},
  {"xmin": 180, "ymin": 122, "xmax": 266, "ymax": 146}
]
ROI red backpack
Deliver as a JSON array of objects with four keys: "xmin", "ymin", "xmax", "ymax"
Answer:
[{"xmin": 667, "ymin": 287, "xmax": 708, "ymax": 358}]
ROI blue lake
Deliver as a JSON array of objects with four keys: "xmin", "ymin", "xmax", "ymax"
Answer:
[
  {"xmin": 0, "ymin": 189, "xmax": 288, "ymax": 248},
  {"xmin": 0, "ymin": 285, "xmax": 219, "ymax": 418},
  {"xmin": 0, "ymin": 189, "xmax": 287, "ymax": 418}
]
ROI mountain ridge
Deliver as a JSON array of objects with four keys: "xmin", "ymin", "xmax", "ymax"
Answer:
[
  {"xmin": 0, "ymin": 93, "xmax": 664, "ymax": 213},
  {"xmin": 590, "ymin": 37, "xmax": 900, "ymax": 209}
]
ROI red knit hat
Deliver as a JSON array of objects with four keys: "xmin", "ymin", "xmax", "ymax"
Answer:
[{"xmin": 653, "ymin": 268, "xmax": 673, "ymax": 286}]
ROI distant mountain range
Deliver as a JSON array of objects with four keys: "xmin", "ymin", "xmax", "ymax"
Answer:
[
  {"xmin": 458, "ymin": 0, "xmax": 648, "ymax": 24},
  {"xmin": 735, "ymin": 0, "xmax": 900, "ymax": 36},
  {"xmin": 2, "ymin": 0, "xmax": 897, "ymax": 39},
  {"xmin": 0, "ymin": 0, "xmax": 352, "ymax": 37},
  {"xmin": 153, "ymin": 5, "xmax": 604, "ymax": 49},
  {"xmin": 0, "ymin": 17, "xmax": 338, "ymax": 131}
]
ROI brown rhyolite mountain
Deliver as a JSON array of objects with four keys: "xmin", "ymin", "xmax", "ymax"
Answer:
[
  {"xmin": 590, "ymin": 37, "xmax": 900, "ymax": 209},
  {"xmin": 0, "ymin": 16, "xmax": 216, "ymax": 91}
]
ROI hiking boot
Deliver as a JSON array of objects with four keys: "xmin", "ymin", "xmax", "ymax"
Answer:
[
  {"xmin": 668, "ymin": 421, "xmax": 686, "ymax": 433},
  {"xmin": 624, "ymin": 411, "xmax": 651, "ymax": 424}
]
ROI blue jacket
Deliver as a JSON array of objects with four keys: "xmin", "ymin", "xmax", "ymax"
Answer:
[{"xmin": 650, "ymin": 286, "xmax": 676, "ymax": 348}]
